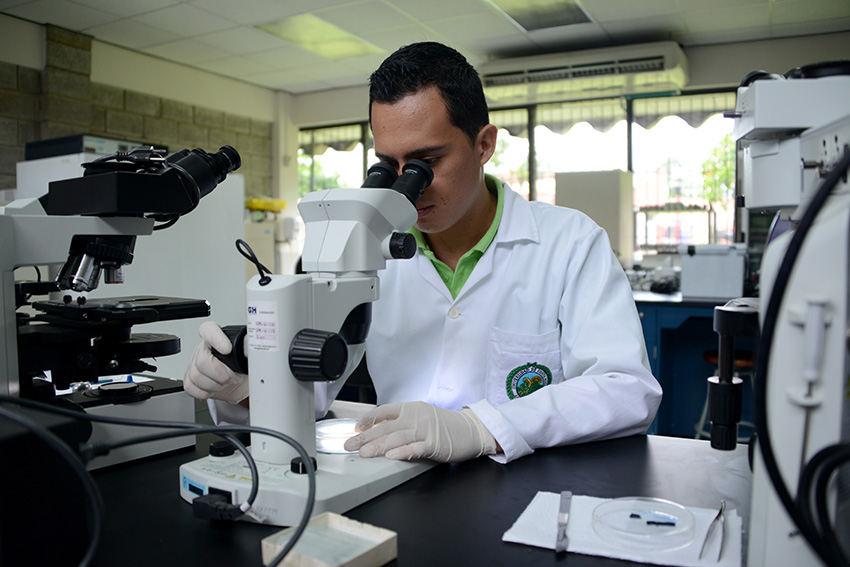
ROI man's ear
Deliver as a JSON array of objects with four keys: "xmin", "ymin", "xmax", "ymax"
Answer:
[{"xmin": 477, "ymin": 124, "xmax": 498, "ymax": 166}]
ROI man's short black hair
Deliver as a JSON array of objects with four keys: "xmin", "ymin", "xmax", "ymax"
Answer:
[{"xmin": 369, "ymin": 42, "xmax": 490, "ymax": 145}]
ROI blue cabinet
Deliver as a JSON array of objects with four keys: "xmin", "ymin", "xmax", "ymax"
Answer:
[{"xmin": 634, "ymin": 292, "xmax": 754, "ymax": 438}]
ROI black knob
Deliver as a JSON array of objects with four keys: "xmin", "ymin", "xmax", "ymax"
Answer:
[
  {"xmin": 211, "ymin": 325, "xmax": 249, "ymax": 374},
  {"xmin": 209, "ymin": 440, "xmax": 236, "ymax": 457},
  {"xmin": 289, "ymin": 329, "xmax": 348, "ymax": 381},
  {"xmin": 290, "ymin": 456, "xmax": 318, "ymax": 475},
  {"xmin": 389, "ymin": 232, "xmax": 416, "ymax": 259}
]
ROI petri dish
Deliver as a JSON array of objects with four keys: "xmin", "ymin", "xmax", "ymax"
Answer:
[
  {"xmin": 592, "ymin": 497, "xmax": 695, "ymax": 552},
  {"xmin": 316, "ymin": 418, "xmax": 359, "ymax": 454}
]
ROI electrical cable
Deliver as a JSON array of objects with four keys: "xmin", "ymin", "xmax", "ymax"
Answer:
[
  {"xmin": 83, "ymin": 426, "xmax": 258, "ymax": 509},
  {"xmin": 236, "ymin": 239, "xmax": 273, "ymax": 285},
  {"xmin": 753, "ymin": 146, "xmax": 850, "ymax": 567},
  {"xmin": 797, "ymin": 444, "xmax": 849, "ymax": 563},
  {"xmin": 0, "ymin": 395, "xmax": 315, "ymax": 567},
  {"xmin": 814, "ymin": 445, "xmax": 850, "ymax": 563},
  {"xmin": 0, "ymin": 404, "xmax": 104, "ymax": 567}
]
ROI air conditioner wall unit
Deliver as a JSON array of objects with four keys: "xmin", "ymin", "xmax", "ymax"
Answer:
[{"xmin": 479, "ymin": 41, "xmax": 688, "ymax": 106}]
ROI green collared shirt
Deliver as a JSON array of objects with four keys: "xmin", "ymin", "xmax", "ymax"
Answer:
[{"xmin": 410, "ymin": 174, "xmax": 504, "ymax": 299}]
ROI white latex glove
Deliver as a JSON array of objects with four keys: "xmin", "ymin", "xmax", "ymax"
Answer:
[
  {"xmin": 343, "ymin": 401, "xmax": 497, "ymax": 463},
  {"xmin": 183, "ymin": 321, "xmax": 249, "ymax": 403}
]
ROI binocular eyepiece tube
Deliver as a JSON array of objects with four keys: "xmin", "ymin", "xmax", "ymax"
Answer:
[{"xmin": 361, "ymin": 159, "xmax": 434, "ymax": 206}]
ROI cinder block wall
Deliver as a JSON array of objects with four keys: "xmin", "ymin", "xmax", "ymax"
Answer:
[{"xmin": 0, "ymin": 25, "xmax": 272, "ymax": 199}]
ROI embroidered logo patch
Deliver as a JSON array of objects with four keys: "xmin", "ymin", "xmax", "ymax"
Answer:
[{"xmin": 506, "ymin": 362, "xmax": 552, "ymax": 399}]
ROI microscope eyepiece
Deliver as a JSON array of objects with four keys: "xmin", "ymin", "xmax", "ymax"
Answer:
[
  {"xmin": 361, "ymin": 162, "xmax": 398, "ymax": 188},
  {"xmin": 166, "ymin": 145, "xmax": 242, "ymax": 198},
  {"xmin": 361, "ymin": 160, "xmax": 433, "ymax": 205},
  {"xmin": 390, "ymin": 159, "xmax": 433, "ymax": 206}
]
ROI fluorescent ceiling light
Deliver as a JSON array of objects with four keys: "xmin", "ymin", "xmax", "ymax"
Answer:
[{"xmin": 257, "ymin": 13, "xmax": 383, "ymax": 60}]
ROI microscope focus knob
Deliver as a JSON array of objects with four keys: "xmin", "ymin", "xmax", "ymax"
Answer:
[
  {"xmin": 289, "ymin": 329, "xmax": 348, "ymax": 382},
  {"xmin": 389, "ymin": 232, "xmax": 416, "ymax": 259}
]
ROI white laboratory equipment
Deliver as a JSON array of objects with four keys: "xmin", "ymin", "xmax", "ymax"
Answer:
[
  {"xmin": 178, "ymin": 161, "xmax": 438, "ymax": 526},
  {"xmin": 731, "ymin": 63, "xmax": 850, "ymax": 567}
]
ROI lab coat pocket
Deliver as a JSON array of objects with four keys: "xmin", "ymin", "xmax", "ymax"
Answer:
[{"xmin": 487, "ymin": 327, "xmax": 563, "ymax": 405}]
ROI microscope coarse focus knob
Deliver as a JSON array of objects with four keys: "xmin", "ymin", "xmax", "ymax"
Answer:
[
  {"xmin": 389, "ymin": 232, "xmax": 416, "ymax": 259},
  {"xmin": 289, "ymin": 329, "xmax": 348, "ymax": 382}
]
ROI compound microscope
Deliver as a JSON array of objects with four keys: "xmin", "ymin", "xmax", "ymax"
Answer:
[
  {"xmin": 179, "ymin": 160, "xmax": 436, "ymax": 526},
  {"xmin": 715, "ymin": 62, "xmax": 850, "ymax": 566},
  {"xmin": 1, "ymin": 145, "xmax": 241, "ymax": 417}
]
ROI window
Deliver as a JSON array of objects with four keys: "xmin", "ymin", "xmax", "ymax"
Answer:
[
  {"xmin": 535, "ymin": 99, "xmax": 628, "ymax": 204},
  {"xmin": 632, "ymin": 93, "xmax": 736, "ymax": 256},
  {"xmin": 298, "ymin": 123, "xmax": 370, "ymax": 196},
  {"xmin": 298, "ymin": 90, "xmax": 738, "ymax": 263},
  {"xmin": 487, "ymin": 108, "xmax": 530, "ymax": 198}
]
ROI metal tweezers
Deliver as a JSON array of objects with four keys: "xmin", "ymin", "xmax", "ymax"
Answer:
[{"xmin": 699, "ymin": 500, "xmax": 726, "ymax": 562}]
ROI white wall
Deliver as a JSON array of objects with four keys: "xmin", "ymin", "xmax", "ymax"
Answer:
[
  {"xmin": 685, "ymin": 32, "xmax": 850, "ymax": 90},
  {"xmin": 0, "ymin": 13, "xmax": 44, "ymax": 70},
  {"xmin": 91, "ymin": 42, "xmax": 277, "ymax": 122},
  {"xmin": 292, "ymin": 84, "xmax": 369, "ymax": 127}
]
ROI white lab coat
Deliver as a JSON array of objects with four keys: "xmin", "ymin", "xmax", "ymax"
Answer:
[
  {"xmin": 210, "ymin": 180, "xmax": 662, "ymax": 463},
  {"xmin": 365, "ymin": 180, "xmax": 662, "ymax": 463}
]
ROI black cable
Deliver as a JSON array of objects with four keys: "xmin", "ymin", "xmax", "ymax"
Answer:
[
  {"xmin": 3, "ymin": 396, "xmax": 259, "ymax": 505},
  {"xmin": 150, "ymin": 214, "xmax": 181, "ymax": 231},
  {"xmin": 236, "ymin": 239, "xmax": 273, "ymax": 285},
  {"xmin": 813, "ymin": 445, "xmax": 850, "ymax": 563},
  {"xmin": 86, "ymin": 427, "xmax": 258, "ymax": 508},
  {"xmin": 797, "ymin": 444, "xmax": 847, "ymax": 562},
  {"xmin": 753, "ymin": 146, "xmax": 850, "ymax": 567},
  {"xmin": 0, "ymin": 395, "xmax": 315, "ymax": 567},
  {"xmin": 13, "ymin": 264, "xmax": 43, "ymax": 282},
  {"xmin": 0, "ymin": 405, "xmax": 104, "ymax": 567},
  {"xmin": 99, "ymin": 423, "xmax": 315, "ymax": 567}
]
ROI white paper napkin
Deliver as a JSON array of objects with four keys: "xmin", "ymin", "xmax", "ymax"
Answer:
[{"xmin": 502, "ymin": 492, "xmax": 742, "ymax": 567}]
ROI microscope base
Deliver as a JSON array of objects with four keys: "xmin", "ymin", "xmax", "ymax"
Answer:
[{"xmin": 179, "ymin": 452, "xmax": 435, "ymax": 526}]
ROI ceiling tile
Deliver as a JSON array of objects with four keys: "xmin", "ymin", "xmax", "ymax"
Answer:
[
  {"xmin": 771, "ymin": 0, "xmax": 850, "ymax": 24},
  {"xmin": 195, "ymin": 26, "xmax": 289, "ymax": 54},
  {"xmin": 581, "ymin": 0, "xmax": 679, "ymax": 22},
  {"xmin": 599, "ymin": 14, "xmax": 687, "ymax": 44},
  {"xmin": 684, "ymin": 26, "xmax": 773, "ymax": 46},
  {"xmin": 365, "ymin": 24, "xmax": 436, "ymax": 52},
  {"xmin": 85, "ymin": 18, "xmax": 181, "ymax": 49},
  {"xmin": 132, "ymin": 3, "xmax": 235, "ymax": 37},
  {"xmin": 526, "ymin": 22, "xmax": 611, "ymax": 51},
  {"xmin": 3, "ymin": 0, "xmax": 850, "ymax": 95},
  {"xmin": 71, "ymin": 0, "xmax": 183, "ymax": 18},
  {"xmin": 682, "ymin": 4, "xmax": 770, "ymax": 35},
  {"xmin": 195, "ymin": 54, "xmax": 275, "ymax": 77},
  {"xmin": 189, "ymin": 0, "xmax": 302, "ymax": 25},
  {"xmin": 5, "ymin": 0, "xmax": 118, "ymax": 29},
  {"xmin": 390, "ymin": 0, "xmax": 492, "ymax": 22},
  {"xmin": 0, "ymin": 1, "xmax": 34, "ymax": 9},
  {"xmin": 243, "ymin": 68, "xmax": 328, "ymax": 93},
  {"xmin": 475, "ymin": 30, "xmax": 538, "ymax": 57},
  {"xmin": 143, "ymin": 37, "xmax": 231, "ymax": 64},
  {"xmin": 316, "ymin": 0, "xmax": 416, "ymax": 35},
  {"xmin": 770, "ymin": 17, "xmax": 850, "ymax": 39},
  {"xmin": 244, "ymin": 44, "xmax": 329, "ymax": 69},
  {"xmin": 677, "ymin": 0, "xmax": 763, "ymax": 11},
  {"xmin": 427, "ymin": 12, "xmax": 527, "ymax": 44}
]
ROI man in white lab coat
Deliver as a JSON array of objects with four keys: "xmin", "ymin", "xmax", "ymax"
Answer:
[{"xmin": 184, "ymin": 42, "xmax": 662, "ymax": 464}]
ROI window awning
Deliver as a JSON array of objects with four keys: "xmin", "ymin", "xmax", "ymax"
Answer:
[
  {"xmin": 298, "ymin": 92, "xmax": 738, "ymax": 149},
  {"xmin": 490, "ymin": 92, "xmax": 736, "ymax": 136},
  {"xmin": 299, "ymin": 123, "xmax": 365, "ymax": 155}
]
